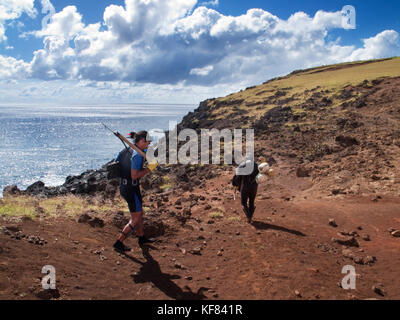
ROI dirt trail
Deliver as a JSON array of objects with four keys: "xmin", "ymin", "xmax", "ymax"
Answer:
[{"xmin": 1, "ymin": 168, "xmax": 399, "ymax": 300}]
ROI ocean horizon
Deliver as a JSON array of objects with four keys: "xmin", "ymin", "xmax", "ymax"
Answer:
[{"xmin": 0, "ymin": 103, "xmax": 196, "ymax": 197}]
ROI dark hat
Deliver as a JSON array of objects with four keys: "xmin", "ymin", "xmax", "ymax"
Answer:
[{"xmin": 127, "ymin": 131, "xmax": 152, "ymax": 142}]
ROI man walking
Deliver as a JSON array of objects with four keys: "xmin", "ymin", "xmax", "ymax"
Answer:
[
  {"xmin": 113, "ymin": 131, "xmax": 159, "ymax": 253},
  {"xmin": 232, "ymin": 158, "xmax": 259, "ymax": 224}
]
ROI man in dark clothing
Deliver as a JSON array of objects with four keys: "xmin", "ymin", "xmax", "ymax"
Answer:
[
  {"xmin": 113, "ymin": 131, "xmax": 159, "ymax": 253},
  {"xmin": 232, "ymin": 159, "xmax": 259, "ymax": 223}
]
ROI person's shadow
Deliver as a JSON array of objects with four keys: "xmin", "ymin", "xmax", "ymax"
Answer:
[
  {"xmin": 251, "ymin": 220, "xmax": 306, "ymax": 237},
  {"xmin": 126, "ymin": 245, "xmax": 209, "ymax": 300}
]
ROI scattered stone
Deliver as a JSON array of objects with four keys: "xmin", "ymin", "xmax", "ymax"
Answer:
[
  {"xmin": 335, "ymin": 135, "xmax": 359, "ymax": 148},
  {"xmin": 204, "ymin": 204, "xmax": 212, "ymax": 211},
  {"xmin": 357, "ymin": 226, "xmax": 363, "ymax": 231},
  {"xmin": 1, "ymin": 227, "xmax": 11, "ymax": 236},
  {"xmin": 365, "ymin": 256, "xmax": 377, "ymax": 265},
  {"xmin": 89, "ymin": 217, "xmax": 105, "ymax": 228},
  {"xmin": 353, "ymin": 257, "xmax": 364, "ymax": 265},
  {"xmin": 207, "ymin": 220, "xmax": 215, "ymax": 225},
  {"xmin": 27, "ymin": 236, "xmax": 46, "ymax": 246},
  {"xmin": 372, "ymin": 286, "xmax": 385, "ymax": 297},
  {"xmin": 391, "ymin": 230, "xmax": 400, "ymax": 238},
  {"xmin": 190, "ymin": 247, "xmax": 202, "ymax": 255},
  {"xmin": 296, "ymin": 166, "xmax": 311, "ymax": 178},
  {"xmin": 198, "ymin": 235, "xmax": 205, "ymax": 240},
  {"xmin": 294, "ymin": 290, "xmax": 302, "ymax": 298},
  {"xmin": 185, "ymin": 276, "xmax": 193, "ymax": 281},
  {"xmin": 362, "ymin": 234, "xmax": 371, "ymax": 241},
  {"xmin": 77, "ymin": 213, "xmax": 104, "ymax": 228},
  {"xmin": 332, "ymin": 236, "xmax": 359, "ymax": 247},
  {"xmin": 342, "ymin": 249, "xmax": 355, "ymax": 259},
  {"xmin": 329, "ymin": 219, "xmax": 338, "ymax": 228},
  {"xmin": 99, "ymin": 255, "xmax": 107, "ymax": 261},
  {"xmin": 5, "ymin": 225, "xmax": 20, "ymax": 232},
  {"xmin": 236, "ymin": 232, "xmax": 241, "ymax": 236},
  {"xmin": 174, "ymin": 262, "xmax": 183, "ymax": 269},
  {"xmin": 217, "ymin": 250, "xmax": 223, "ymax": 256},
  {"xmin": 78, "ymin": 213, "xmax": 92, "ymax": 223}
]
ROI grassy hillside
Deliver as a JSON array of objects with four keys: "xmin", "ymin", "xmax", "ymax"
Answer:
[{"xmin": 200, "ymin": 57, "xmax": 400, "ymax": 123}]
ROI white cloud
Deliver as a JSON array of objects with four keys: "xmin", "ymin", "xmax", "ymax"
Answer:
[
  {"xmin": 0, "ymin": 0, "xmax": 400, "ymax": 104},
  {"xmin": 0, "ymin": 54, "xmax": 30, "ymax": 79},
  {"xmin": 190, "ymin": 65, "xmax": 214, "ymax": 76},
  {"xmin": 0, "ymin": 0, "xmax": 37, "ymax": 42},
  {"xmin": 201, "ymin": 0, "xmax": 219, "ymax": 8},
  {"xmin": 348, "ymin": 30, "xmax": 400, "ymax": 61}
]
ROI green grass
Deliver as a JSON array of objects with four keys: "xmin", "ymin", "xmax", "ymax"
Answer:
[
  {"xmin": 209, "ymin": 207, "xmax": 225, "ymax": 219},
  {"xmin": 0, "ymin": 196, "xmax": 36, "ymax": 219},
  {"xmin": 160, "ymin": 175, "xmax": 174, "ymax": 190},
  {"xmin": 227, "ymin": 216, "xmax": 241, "ymax": 223},
  {"xmin": 0, "ymin": 195, "xmax": 123, "ymax": 220}
]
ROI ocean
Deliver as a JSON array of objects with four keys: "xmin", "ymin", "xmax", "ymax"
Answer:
[{"xmin": 0, "ymin": 103, "xmax": 196, "ymax": 197}]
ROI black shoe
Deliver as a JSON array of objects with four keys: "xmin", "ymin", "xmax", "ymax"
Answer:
[
  {"xmin": 243, "ymin": 207, "xmax": 251, "ymax": 223},
  {"xmin": 138, "ymin": 237, "xmax": 156, "ymax": 245},
  {"xmin": 113, "ymin": 240, "xmax": 131, "ymax": 253}
]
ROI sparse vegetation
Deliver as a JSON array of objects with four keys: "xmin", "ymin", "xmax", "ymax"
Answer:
[{"xmin": 0, "ymin": 195, "xmax": 122, "ymax": 220}]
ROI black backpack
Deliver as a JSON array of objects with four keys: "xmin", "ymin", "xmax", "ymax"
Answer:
[
  {"xmin": 232, "ymin": 161, "xmax": 259, "ymax": 187},
  {"xmin": 118, "ymin": 147, "xmax": 134, "ymax": 180},
  {"xmin": 107, "ymin": 148, "xmax": 133, "ymax": 180}
]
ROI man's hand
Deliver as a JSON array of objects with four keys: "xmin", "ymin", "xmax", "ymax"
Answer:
[
  {"xmin": 147, "ymin": 161, "xmax": 159, "ymax": 172},
  {"xmin": 268, "ymin": 169, "xmax": 275, "ymax": 178}
]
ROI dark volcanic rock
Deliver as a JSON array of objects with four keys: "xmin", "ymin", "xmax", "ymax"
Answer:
[
  {"xmin": 3, "ymin": 185, "xmax": 22, "ymax": 196},
  {"xmin": 5, "ymin": 160, "xmax": 121, "ymax": 198},
  {"xmin": 335, "ymin": 136, "xmax": 359, "ymax": 148},
  {"xmin": 26, "ymin": 181, "xmax": 46, "ymax": 195}
]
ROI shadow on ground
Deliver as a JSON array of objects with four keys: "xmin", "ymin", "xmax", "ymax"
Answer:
[
  {"xmin": 251, "ymin": 220, "xmax": 306, "ymax": 237},
  {"xmin": 127, "ymin": 245, "xmax": 209, "ymax": 300}
]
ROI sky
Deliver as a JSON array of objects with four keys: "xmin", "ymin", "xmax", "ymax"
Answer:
[{"xmin": 0, "ymin": 0, "xmax": 399, "ymax": 105}]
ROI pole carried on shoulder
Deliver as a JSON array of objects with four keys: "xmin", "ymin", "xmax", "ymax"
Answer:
[{"xmin": 101, "ymin": 123, "xmax": 148, "ymax": 159}]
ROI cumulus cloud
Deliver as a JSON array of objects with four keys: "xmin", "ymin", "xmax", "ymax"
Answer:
[
  {"xmin": 1, "ymin": 0, "xmax": 400, "ymax": 95},
  {"xmin": 348, "ymin": 30, "xmax": 400, "ymax": 61},
  {"xmin": 0, "ymin": 0, "xmax": 37, "ymax": 42},
  {"xmin": 0, "ymin": 54, "xmax": 30, "ymax": 79}
]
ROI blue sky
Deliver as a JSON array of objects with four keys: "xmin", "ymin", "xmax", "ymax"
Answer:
[{"xmin": 0, "ymin": 0, "xmax": 399, "ymax": 104}]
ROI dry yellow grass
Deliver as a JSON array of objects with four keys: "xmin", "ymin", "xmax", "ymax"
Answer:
[
  {"xmin": 0, "ymin": 194, "xmax": 125, "ymax": 220},
  {"xmin": 205, "ymin": 57, "xmax": 400, "ymax": 123}
]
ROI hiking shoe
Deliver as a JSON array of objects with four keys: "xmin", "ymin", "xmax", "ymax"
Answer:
[
  {"xmin": 138, "ymin": 237, "xmax": 156, "ymax": 245},
  {"xmin": 113, "ymin": 240, "xmax": 131, "ymax": 253}
]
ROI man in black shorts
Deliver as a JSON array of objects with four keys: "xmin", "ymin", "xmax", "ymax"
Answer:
[{"xmin": 113, "ymin": 131, "xmax": 159, "ymax": 253}]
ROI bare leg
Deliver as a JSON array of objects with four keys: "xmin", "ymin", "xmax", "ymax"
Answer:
[{"xmin": 118, "ymin": 211, "xmax": 143, "ymax": 242}]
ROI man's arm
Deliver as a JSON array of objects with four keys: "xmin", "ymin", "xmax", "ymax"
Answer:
[{"xmin": 131, "ymin": 168, "xmax": 150, "ymax": 181}]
